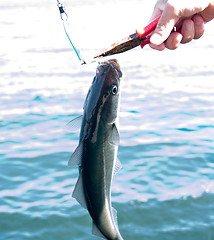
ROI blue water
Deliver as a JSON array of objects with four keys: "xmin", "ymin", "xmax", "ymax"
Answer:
[{"xmin": 1, "ymin": 0, "xmax": 214, "ymax": 239}]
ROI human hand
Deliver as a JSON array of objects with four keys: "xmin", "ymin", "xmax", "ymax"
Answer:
[{"xmin": 148, "ymin": 0, "xmax": 214, "ymax": 50}]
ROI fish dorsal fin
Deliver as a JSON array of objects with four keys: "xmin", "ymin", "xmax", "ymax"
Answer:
[
  {"xmin": 68, "ymin": 142, "xmax": 83, "ymax": 167},
  {"xmin": 72, "ymin": 171, "xmax": 87, "ymax": 209},
  {"xmin": 109, "ymin": 123, "xmax": 120, "ymax": 146},
  {"xmin": 114, "ymin": 158, "xmax": 122, "ymax": 175},
  {"xmin": 66, "ymin": 115, "xmax": 83, "ymax": 132},
  {"xmin": 92, "ymin": 222, "xmax": 106, "ymax": 239}
]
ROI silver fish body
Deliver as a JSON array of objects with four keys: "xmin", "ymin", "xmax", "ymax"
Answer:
[{"xmin": 69, "ymin": 60, "xmax": 123, "ymax": 240}]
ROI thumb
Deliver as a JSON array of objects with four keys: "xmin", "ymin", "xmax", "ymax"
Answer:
[{"xmin": 150, "ymin": 6, "xmax": 179, "ymax": 45}]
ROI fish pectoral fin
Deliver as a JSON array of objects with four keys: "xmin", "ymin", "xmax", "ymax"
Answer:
[
  {"xmin": 112, "ymin": 207, "xmax": 118, "ymax": 227},
  {"xmin": 109, "ymin": 123, "xmax": 120, "ymax": 146},
  {"xmin": 114, "ymin": 158, "xmax": 122, "ymax": 175},
  {"xmin": 66, "ymin": 115, "xmax": 83, "ymax": 132},
  {"xmin": 68, "ymin": 141, "xmax": 83, "ymax": 167},
  {"xmin": 92, "ymin": 222, "xmax": 106, "ymax": 239},
  {"xmin": 72, "ymin": 170, "xmax": 87, "ymax": 209}
]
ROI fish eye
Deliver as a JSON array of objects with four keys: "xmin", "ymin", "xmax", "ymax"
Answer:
[{"xmin": 111, "ymin": 85, "xmax": 118, "ymax": 95}]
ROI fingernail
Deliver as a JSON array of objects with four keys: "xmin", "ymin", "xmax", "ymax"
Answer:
[{"xmin": 150, "ymin": 33, "xmax": 163, "ymax": 45}]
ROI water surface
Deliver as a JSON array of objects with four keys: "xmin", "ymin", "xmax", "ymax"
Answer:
[{"xmin": 1, "ymin": 0, "xmax": 214, "ymax": 239}]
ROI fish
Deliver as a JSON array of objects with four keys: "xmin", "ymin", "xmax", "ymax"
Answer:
[{"xmin": 68, "ymin": 59, "xmax": 123, "ymax": 240}]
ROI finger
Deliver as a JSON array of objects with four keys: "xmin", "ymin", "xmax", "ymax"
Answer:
[
  {"xmin": 200, "ymin": 2, "xmax": 214, "ymax": 23},
  {"xmin": 192, "ymin": 14, "xmax": 205, "ymax": 39},
  {"xmin": 165, "ymin": 31, "xmax": 183, "ymax": 50},
  {"xmin": 150, "ymin": 3, "xmax": 179, "ymax": 46},
  {"xmin": 180, "ymin": 19, "xmax": 195, "ymax": 44},
  {"xmin": 149, "ymin": 42, "xmax": 165, "ymax": 51}
]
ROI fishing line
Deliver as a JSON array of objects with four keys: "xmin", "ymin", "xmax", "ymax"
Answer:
[{"xmin": 57, "ymin": 0, "xmax": 86, "ymax": 65}]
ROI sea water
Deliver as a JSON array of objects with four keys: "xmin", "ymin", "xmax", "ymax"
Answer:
[{"xmin": 1, "ymin": 0, "xmax": 214, "ymax": 239}]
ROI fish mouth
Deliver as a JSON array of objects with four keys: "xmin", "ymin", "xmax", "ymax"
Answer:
[
  {"xmin": 108, "ymin": 59, "xmax": 120, "ymax": 70},
  {"xmin": 101, "ymin": 59, "xmax": 122, "ymax": 78},
  {"xmin": 108, "ymin": 59, "xmax": 122, "ymax": 78}
]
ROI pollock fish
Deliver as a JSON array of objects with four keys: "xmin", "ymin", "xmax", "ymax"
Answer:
[{"xmin": 68, "ymin": 59, "xmax": 123, "ymax": 240}]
